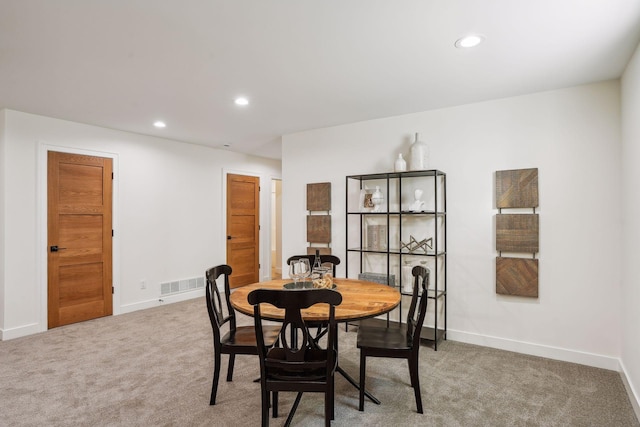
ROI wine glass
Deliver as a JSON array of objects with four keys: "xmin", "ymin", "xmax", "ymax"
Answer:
[
  {"xmin": 289, "ymin": 259, "xmax": 310, "ymax": 287},
  {"xmin": 298, "ymin": 258, "xmax": 311, "ymax": 284},
  {"xmin": 289, "ymin": 261, "xmax": 301, "ymax": 286}
]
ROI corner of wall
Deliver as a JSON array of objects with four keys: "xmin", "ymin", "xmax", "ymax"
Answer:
[{"xmin": 620, "ymin": 359, "xmax": 640, "ymax": 423}]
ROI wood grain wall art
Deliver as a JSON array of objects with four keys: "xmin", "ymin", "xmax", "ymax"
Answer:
[
  {"xmin": 307, "ymin": 215, "xmax": 331, "ymax": 243},
  {"xmin": 495, "ymin": 168, "xmax": 539, "ymax": 298},
  {"xmin": 496, "ymin": 168, "xmax": 538, "ymax": 208},
  {"xmin": 307, "ymin": 182, "xmax": 332, "ymax": 254},
  {"xmin": 496, "ymin": 257, "xmax": 538, "ymax": 297},
  {"xmin": 496, "ymin": 214, "xmax": 539, "ymax": 253},
  {"xmin": 307, "ymin": 182, "xmax": 331, "ymax": 211}
]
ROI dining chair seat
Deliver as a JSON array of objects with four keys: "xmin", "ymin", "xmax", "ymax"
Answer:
[
  {"xmin": 221, "ymin": 325, "xmax": 281, "ymax": 353},
  {"xmin": 357, "ymin": 324, "xmax": 412, "ymax": 354},
  {"xmin": 265, "ymin": 347, "xmax": 337, "ymax": 382}
]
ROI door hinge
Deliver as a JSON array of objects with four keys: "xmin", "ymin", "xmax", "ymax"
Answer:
[
  {"xmin": 111, "ymin": 172, "xmax": 114, "ymax": 179},
  {"xmin": 112, "ymin": 229, "xmax": 114, "ymax": 237},
  {"xmin": 112, "ymin": 286, "xmax": 114, "ymax": 294},
  {"xmin": 259, "ymin": 263, "xmax": 261, "ymax": 269}
]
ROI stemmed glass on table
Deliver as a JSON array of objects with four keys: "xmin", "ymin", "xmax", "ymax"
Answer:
[{"xmin": 289, "ymin": 258, "xmax": 311, "ymax": 287}]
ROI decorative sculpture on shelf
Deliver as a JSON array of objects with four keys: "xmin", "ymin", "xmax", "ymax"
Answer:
[
  {"xmin": 409, "ymin": 189, "xmax": 425, "ymax": 212},
  {"xmin": 371, "ymin": 186, "xmax": 384, "ymax": 212},
  {"xmin": 400, "ymin": 235, "xmax": 433, "ymax": 254}
]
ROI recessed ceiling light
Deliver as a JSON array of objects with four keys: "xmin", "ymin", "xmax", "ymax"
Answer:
[
  {"xmin": 455, "ymin": 34, "xmax": 484, "ymax": 48},
  {"xmin": 153, "ymin": 121, "xmax": 166, "ymax": 128},
  {"xmin": 234, "ymin": 97, "xmax": 249, "ymax": 106}
]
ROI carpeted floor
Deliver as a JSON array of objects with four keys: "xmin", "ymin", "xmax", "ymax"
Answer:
[{"xmin": 0, "ymin": 298, "xmax": 637, "ymax": 426}]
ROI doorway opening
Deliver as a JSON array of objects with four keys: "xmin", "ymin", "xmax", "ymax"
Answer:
[{"xmin": 270, "ymin": 179, "xmax": 282, "ymax": 279}]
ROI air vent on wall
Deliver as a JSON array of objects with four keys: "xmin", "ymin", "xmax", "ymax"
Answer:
[{"xmin": 160, "ymin": 276, "xmax": 205, "ymax": 296}]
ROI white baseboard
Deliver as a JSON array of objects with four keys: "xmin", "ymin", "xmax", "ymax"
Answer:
[
  {"xmin": 119, "ymin": 289, "xmax": 205, "ymax": 314},
  {"xmin": 619, "ymin": 359, "xmax": 640, "ymax": 422},
  {"xmin": 447, "ymin": 329, "xmax": 620, "ymax": 371},
  {"xmin": 1, "ymin": 322, "xmax": 43, "ymax": 340},
  {"xmin": 1, "ymin": 289, "xmax": 206, "ymax": 341}
]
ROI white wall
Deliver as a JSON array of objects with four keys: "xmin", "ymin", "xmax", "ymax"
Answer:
[
  {"xmin": 0, "ymin": 110, "xmax": 281, "ymax": 339},
  {"xmin": 621, "ymin": 42, "xmax": 640, "ymax": 416},
  {"xmin": 282, "ymin": 81, "xmax": 622, "ymax": 369},
  {"xmin": 0, "ymin": 110, "xmax": 5, "ymax": 332}
]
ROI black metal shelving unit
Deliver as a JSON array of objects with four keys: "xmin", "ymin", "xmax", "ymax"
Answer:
[{"xmin": 345, "ymin": 170, "xmax": 447, "ymax": 350}]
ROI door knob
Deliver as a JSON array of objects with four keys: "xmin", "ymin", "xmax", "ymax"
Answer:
[
  {"xmin": 227, "ymin": 236, "xmax": 232, "ymax": 240},
  {"xmin": 50, "ymin": 245, "xmax": 67, "ymax": 252}
]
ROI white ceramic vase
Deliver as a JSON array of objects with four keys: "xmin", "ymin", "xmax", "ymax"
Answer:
[
  {"xmin": 409, "ymin": 132, "xmax": 428, "ymax": 171},
  {"xmin": 394, "ymin": 153, "xmax": 407, "ymax": 172}
]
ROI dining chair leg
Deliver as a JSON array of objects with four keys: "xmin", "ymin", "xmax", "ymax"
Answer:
[
  {"xmin": 273, "ymin": 391, "xmax": 278, "ymax": 418},
  {"xmin": 324, "ymin": 389, "xmax": 331, "ymax": 427},
  {"xmin": 226, "ymin": 354, "xmax": 236, "ymax": 381},
  {"xmin": 409, "ymin": 356, "xmax": 423, "ymax": 414},
  {"xmin": 330, "ymin": 375, "xmax": 335, "ymax": 420},
  {"xmin": 359, "ymin": 352, "xmax": 366, "ymax": 411},
  {"xmin": 210, "ymin": 350, "xmax": 221, "ymax": 405},
  {"xmin": 260, "ymin": 387, "xmax": 270, "ymax": 427}
]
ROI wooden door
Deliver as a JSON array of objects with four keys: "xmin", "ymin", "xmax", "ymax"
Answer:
[
  {"xmin": 48, "ymin": 151, "xmax": 113, "ymax": 328},
  {"xmin": 226, "ymin": 174, "xmax": 260, "ymax": 288}
]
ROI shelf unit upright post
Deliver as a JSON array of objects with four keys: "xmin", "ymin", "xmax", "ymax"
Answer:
[{"xmin": 345, "ymin": 170, "xmax": 447, "ymax": 350}]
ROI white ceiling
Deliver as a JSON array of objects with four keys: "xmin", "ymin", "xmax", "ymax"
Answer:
[{"xmin": 1, "ymin": 1, "xmax": 639, "ymax": 159}]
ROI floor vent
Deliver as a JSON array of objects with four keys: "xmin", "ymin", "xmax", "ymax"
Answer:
[{"xmin": 160, "ymin": 276, "xmax": 205, "ymax": 296}]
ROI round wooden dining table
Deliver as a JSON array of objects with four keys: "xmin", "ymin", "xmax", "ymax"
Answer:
[
  {"xmin": 229, "ymin": 277, "xmax": 401, "ymax": 323},
  {"xmin": 229, "ymin": 277, "xmax": 401, "ymax": 405}
]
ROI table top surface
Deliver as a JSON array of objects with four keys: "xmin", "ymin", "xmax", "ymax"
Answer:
[{"xmin": 229, "ymin": 278, "xmax": 401, "ymax": 323}]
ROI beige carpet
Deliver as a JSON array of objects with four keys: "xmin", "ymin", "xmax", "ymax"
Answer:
[{"xmin": 0, "ymin": 298, "xmax": 637, "ymax": 426}]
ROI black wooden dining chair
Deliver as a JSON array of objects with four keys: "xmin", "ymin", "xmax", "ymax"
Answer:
[
  {"xmin": 205, "ymin": 264, "xmax": 281, "ymax": 405},
  {"xmin": 248, "ymin": 288, "xmax": 343, "ymax": 427},
  {"xmin": 286, "ymin": 254, "xmax": 341, "ymax": 277},
  {"xmin": 356, "ymin": 265, "xmax": 430, "ymax": 413}
]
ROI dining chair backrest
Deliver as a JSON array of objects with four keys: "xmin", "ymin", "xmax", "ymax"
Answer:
[
  {"xmin": 248, "ymin": 288, "xmax": 342, "ymax": 364},
  {"xmin": 286, "ymin": 254, "xmax": 341, "ymax": 277},
  {"xmin": 205, "ymin": 264, "xmax": 236, "ymax": 344},
  {"xmin": 405, "ymin": 265, "xmax": 430, "ymax": 349}
]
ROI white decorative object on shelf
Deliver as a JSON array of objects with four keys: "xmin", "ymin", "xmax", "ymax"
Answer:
[
  {"xmin": 410, "ymin": 188, "xmax": 425, "ymax": 212},
  {"xmin": 394, "ymin": 153, "xmax": 407, "ymax": 172},
  {"xmin": 371, "ymin": 186, "xmax": 384, "ymax": 212},
  {"xmin": 402, "ymin": 260, "xmax": 413, "ymax": 293},
  {"xmin": 409, "ymin": 132, "xmax": 428, "ymax": 171}
]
